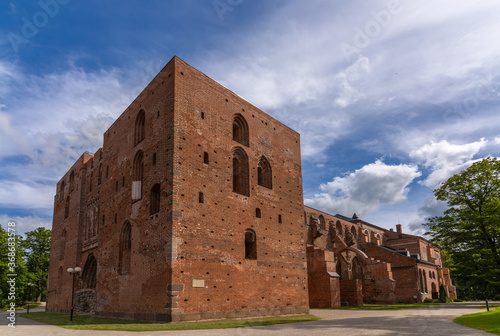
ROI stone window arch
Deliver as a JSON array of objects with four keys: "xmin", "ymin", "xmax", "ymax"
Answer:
[
  {"xmin": 82, "ymin": 254, "xmax": 97, "ymax": 289},
  {"xmin": 233, "ymin": 147, "xmax": 249, "ymax": 196},
  {"xmin": 134, "ymin": 109, "xmax": 145, "ymax": 145},
  {"xmin": 244, "ymin": 229, "xmax": 257, "ymax": 260},
  {"xmin": 150, "ymin": 184, "xmax": 161, "ymax": 215},
  {"xmin": 336, "ymin": 221, "xmax": 343, "ymax": 236},
  {"xmin": 132, "ymin": 151, "xmax": 144, "ymax": 201},
  {"xmin": 350, "ymin": 226, "xmax": 357, "ymax": 239},
  {"xmin": 59, "ymin": 229, "xmax": 66, "ymax": 260},
  {"xmin": 363, "ymin": 229, "xmax": 370, "ymax": 242},
  {"xmin": 119, "ymin": 221, "xmax": 132, "ymax": 275},
  {"xmin": 318, "ymin": 215, "xmax": 326, "ymax": 230},
  {"xmin": 257, "ymin": 156, "xmax": 272, "ymax": 189},
  {"xmin": 233, "ymin": 114, "xmax": 249, "ymax": 146}
]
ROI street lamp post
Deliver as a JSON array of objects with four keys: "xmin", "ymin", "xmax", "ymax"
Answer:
[
  {"xmin": 67, "ymin": 267, "xmax": 82, "ymax": 322},
  {"xmin": 26, "ymin": 283, "xmax": 34, "ymax": 314}
]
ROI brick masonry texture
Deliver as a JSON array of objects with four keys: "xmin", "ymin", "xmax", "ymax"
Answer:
[{"xmin": 47, "ymin": 56, "xmax": 455, "ymax": 322}]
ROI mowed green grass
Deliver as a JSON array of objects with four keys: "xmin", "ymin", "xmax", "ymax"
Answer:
[
  {"xmin": 19, "ymin": 312, "xmax": 320, "ymax": 332},
  {"xmin": 332, "ymin": 303, "xmax": 442, "ymax": 310},
  {"xmin": 454, "ymin": 306, "xmax": 500, "ymax": 335}
]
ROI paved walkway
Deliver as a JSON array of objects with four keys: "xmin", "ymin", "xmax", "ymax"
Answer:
[{"xmin": 1, "ymin": 302, "xmax": 496, "ymax": 335}]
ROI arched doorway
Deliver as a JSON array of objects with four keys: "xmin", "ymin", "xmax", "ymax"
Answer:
[{"xmin": 76, "ymin": 254, "xmax": 97, "ymax": 313}]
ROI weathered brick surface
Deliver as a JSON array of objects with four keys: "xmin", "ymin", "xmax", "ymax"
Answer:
[
  {"xmin": 47, "ymin": 56, "xmax": 308, "ymax": 321},
  {"xmin": 47, "ymin": 56, "xmax": 455, "ymax": 321}
]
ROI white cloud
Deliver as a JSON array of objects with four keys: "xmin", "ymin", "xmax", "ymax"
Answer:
[
  {"xmin": 0, "ymin": 58, "xmax": 165, "ymax": 215},
  {"xmin": 0, "ymin": 215, "xmax": 52, "ymax": 236},
  {"xmin": 410, "ymin": 139, "xmax": 487, "ymax": 188},
  {"xmin": 305, "ymin": 159, "xmax": 421, "ymax": 217}
]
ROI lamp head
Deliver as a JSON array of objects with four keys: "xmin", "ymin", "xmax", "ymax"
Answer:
[
  {"xmin": 67, "ymin": 268, "xmax": 74, "ymax": 273},
  {"xmin": 74, "ymin": 267, "xmax": 82, "ymax": 273}
]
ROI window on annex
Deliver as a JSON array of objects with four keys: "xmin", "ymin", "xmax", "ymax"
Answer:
[
  {"xmin": 119, "ymin": 221, "xmax": 132, "ymax": 275},
  {"xmin": 232, "ymin": 114, "xmax": 249, "ymax": 146},
  {"xmin": 232, "ymin": 147, "xmax": 249, "ymax": 196},
  {"xmin": 150, "ymin": 184, "xmax": 161, "ymax": 215},
  {"xmin": 244, "ymin": 229, "xmax": 257, "ymax": 260},
  {"xmin": 257, "ymin": 156, "xmax": 272, "ymax": 189},
  {"xmin": 134, "ymin": 110, "xmax": 146, "ymax": 145}
]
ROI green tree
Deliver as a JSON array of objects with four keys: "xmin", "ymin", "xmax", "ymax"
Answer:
[
  {"xmin": 21, "ymin": 227, "xmax": 51, "ymax": 302},
  {"xmin": 425, "ymin": 157, "xmax": 500, "ymax": 298}
]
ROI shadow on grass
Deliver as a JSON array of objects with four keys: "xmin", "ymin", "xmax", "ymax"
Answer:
[{"xmin": 19, "ymin": 312, "xmax": 320, "ymax": 331}]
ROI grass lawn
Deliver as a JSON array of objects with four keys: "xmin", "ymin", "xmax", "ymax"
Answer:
[
  {"xmin": 331, "ymin": 303, "xmax": 442, "ymax": 310},
  {"xmin": 454, "ymin": 306, "xmax": 500, "ymax": 335},
  {"xmin": 19, "ymin": 312, "xmax": 320, "ymax": 332}
]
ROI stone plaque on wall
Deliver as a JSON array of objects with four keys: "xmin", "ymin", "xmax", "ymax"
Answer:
[{"xmin": 192, "ymin": 279, "xmax": 205, "ymax": 288}]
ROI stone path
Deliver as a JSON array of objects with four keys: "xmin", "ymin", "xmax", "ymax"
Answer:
[{"xmin": 1, "ymin": 302, "xmax": 496, "ymax": 335}]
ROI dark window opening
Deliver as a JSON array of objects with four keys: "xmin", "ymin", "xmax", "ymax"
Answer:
[
  {"xmin": 232, "ymin": 147, "xmax": 249, "ymax": 196},
  {"xmin": 278, "ymin": 214, "xmax": 282, "ymax": 223},
  {"xmin": 199, "ymin": 192, "xmax": 204, "ymax": 204},
  {"xmin": 201, "ymin": 112, "xmax": 205, "ymax": 119},
  {"xmin": 232, "ymin": 114, "xmax": 249, "ymax": 146},
  {"xmin": 152, "ymin": 153, "xmax": 157, "ymax": 166},
  {"xmin": 203, "ymin": 152, "xmax": 209, "ymax": 164},
  {"xmin": 257, "ymin": 156, "xmax": 272, "ymax": 189},
  {"xmin": 256, "ymin": 208, "xmax": 261, "ymax": 218},
  {"xmin": 245, "ymin": 229, "xmax": 257, "ymax": 260},
  {"xmin": 150, "ymin": 184, "xmax": 161, "ymax": 215},
  {"xmin": 119, "ymin": 222, "xmax": 131, "ymax": 275},
  {"xmin": 134, "ymin": 110, "xmax": 146, "ymax": 145},
  {"xmin": 64, "ymin": 196, "xmax": 70, "ymax": 219}
]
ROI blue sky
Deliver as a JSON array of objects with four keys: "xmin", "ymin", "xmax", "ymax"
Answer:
[{"xmin": 1, "ymin": 0, "xmax": 500, "ymax": 236}]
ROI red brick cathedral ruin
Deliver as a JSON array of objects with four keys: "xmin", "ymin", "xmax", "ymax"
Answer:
[{"xmin": 47, "ymin": 56, "xmax": 456, "ymax": 322}]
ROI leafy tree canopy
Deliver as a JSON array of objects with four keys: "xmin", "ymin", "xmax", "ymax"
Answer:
[{"xmin": 425, "ymin": 157, "xmax": 500, "ymax": 298}]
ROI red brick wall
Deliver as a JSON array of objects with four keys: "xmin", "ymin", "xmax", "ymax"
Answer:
[{"xmin": 47, "ymin": 56, "xmax": 309, "ymax": 322}]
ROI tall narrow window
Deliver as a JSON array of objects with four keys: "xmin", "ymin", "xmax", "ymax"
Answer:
[
  {"xmin": 203, "ymin": 152, "xmax": 209, "ymax": 164},
  {"xmin": 257, "ymin": 156, "xmax": 272, "ymax": 189},
  {"xmin": 132, "ymin": 151, "xmax": 144, "ymax": 201},
  {"xmin": 278, "ymin": 214, "xmax": 282, "ymax": 223},
  {"xmin": 59, "ymin": 229, "xmax": 66, "ymax": 260},
  {"xmin": 119, "ymin": 222, "xmax": 131, "ymax": 275},
  {"xmin": 89, "ymin": 172, "xmax": 93, "ymax": 192},
  {"xmin": 232, "ymin": 114, "xmax": 249, "ymax": 146},
  {"xmin": 69, "ymin": 171, "xmax": 75, "ymax": 192},
  {"xmin": 256, "ymin": 208, "xmax": 261, "ymax": 218},
  {"xmin": 318, "ymin": 215, "xmax": 326, "ymax": 229},
  {"xmin": 134, "ymin": 110, "xmax": 146, "ymax": 145},
  {"xmin": 199, "ymin": 192, "xmax": 204, "ymax": 203},
  {"xmin": 232, "ymin": 147, "xmax": 249, "ymax": 196},
  {"xmin": 97, "ymin": 164, "xmax": 102, "ymax": 185},
  {"xmin": 60, "ymin": 180, "xmax": 65, "ymax": 195},
  {"xmin": 336, "ymin": 221, "xmax": 343, "ymax": 236},
  {"xmin": 150, "ymin": 184, "xmax": 161, "ymax": 215},
  {"xmin": 351, "ymin": 226, "xmax": 357, "ymax": 239},
  {"xmin": 64, "ymin": 196, "xmax": 70, "ymax": 219},
  {"xmin": 244, "ymin": 229, "xmax": 257, "ymax": 260}
]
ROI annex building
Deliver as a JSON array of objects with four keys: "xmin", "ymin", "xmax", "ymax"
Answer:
[{"xmin": 47, "ymin": 56, "xmax": 455, "ymax": 322}]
